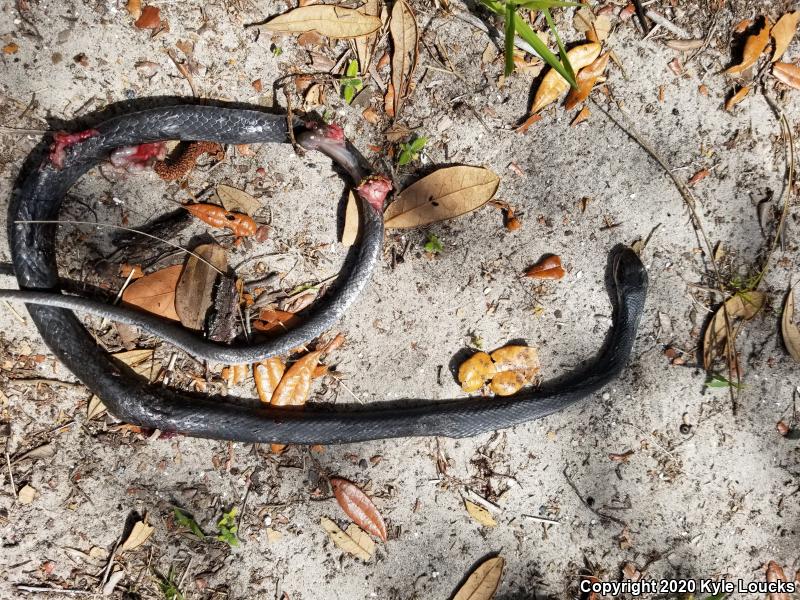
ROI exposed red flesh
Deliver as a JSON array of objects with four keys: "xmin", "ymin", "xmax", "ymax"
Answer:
[
  {"xmin": 110, "ymin": 142, "xmax": 167, "ymax": 172},
  {"xmin": 49, "ymin": 129, "xmax": 100, "ymax": 169},
  {"xmin": 356, "ymin": 175, "xmax": 393, "ymax": 213}
]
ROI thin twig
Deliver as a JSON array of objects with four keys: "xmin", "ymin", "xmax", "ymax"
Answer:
[
  {"xmin": 8, "ymin": 378, "xmax": 82, "ymax": 388},
  {"xmin": 15, "ymin": 220, "xmax": 224, "ymax": 275},
  {"xmin": 16, "ymin": 586, "xmax": 93, "ymax": 596},
  {"xmin": 5, "ymin": 451, "xmax": 16, "ymax": 499},
  {"xmin": 562, "ymin": 467, "xmax": 626, "ymax": 527}
]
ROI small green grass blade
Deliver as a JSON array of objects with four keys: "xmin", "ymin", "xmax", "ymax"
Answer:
[
  {"xmin": 504, "ymin": 4, "xmax": 516, "ymax": 75},
  {"xmin": 543, "ymin": 8, "xmax": 575, "ymax": 85}
]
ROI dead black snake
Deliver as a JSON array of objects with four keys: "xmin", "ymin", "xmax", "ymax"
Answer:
[{"xmin": 3, "ymin": 103, "xmax": 648, "ymax": 444}]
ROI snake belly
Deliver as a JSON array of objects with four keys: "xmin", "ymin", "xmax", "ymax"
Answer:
[{"xmin": 6, "ymin": 103, "xmax": 648, "ymax": 444}]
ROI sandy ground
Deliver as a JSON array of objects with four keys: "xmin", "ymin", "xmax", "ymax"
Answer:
[{"xmin": 0, "ymin": 0, "xmax": 799, "ymax": 598}]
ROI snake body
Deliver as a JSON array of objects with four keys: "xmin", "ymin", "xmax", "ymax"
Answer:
[{"xmin": 4, "ymin": 103, "xmax": 648, "ymax": 444}]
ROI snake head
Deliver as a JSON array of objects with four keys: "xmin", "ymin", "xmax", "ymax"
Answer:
[{"xmin": 612, "ymin": 247, "xmax": 648, "ymax": 297}]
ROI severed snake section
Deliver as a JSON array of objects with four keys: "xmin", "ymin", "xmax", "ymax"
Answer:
[{"xmin": 3, "ymin": 103, "xmax": 648, "ymax": 444}]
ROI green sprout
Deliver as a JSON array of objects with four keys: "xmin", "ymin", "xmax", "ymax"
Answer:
[
  {"xmin": 156, "ymin": 567, "xmax": 185, "ymax": 600},
  {"xmin": 216, "ymin": 507, "xmax": 239, "ymax": 547},
  {"xmin": 173, "ymin": 508, "xmax": 205, "ymax": 540},
  {"xmin": 705, "ymin": 374, "xmax": 746, "ymax": 390},
  {"xmin": 424, "ymin": 233, "xmax": 443, "ymax": 254},
  {"xmin": 270, "ymin": 44, "xmax": 283, "ymax": 57},
  {"xmin": 398, "ymin": 136, "xmax": 427, "ymax": 166},
  {"xmin": 480, "ymin": 0, "xmax": 579, "ymax": 85},
  {"xmin": 341, "ymin": 59, "xmax": 363, "ymax": 104}
]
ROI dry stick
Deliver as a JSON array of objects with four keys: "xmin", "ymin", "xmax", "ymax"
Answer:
[
  {"xmin": 562, "ymin": 467, "xmax": 626, "ymax": 527},
  {"xmin": 14, "ymin": 220, "xmax": 224, "ymax": 275},
  {"xmin": 5, "ymin": 451, "xmax": 16, "ymax": 499},
  {"xmin": 592, "ymin": 96, "xmax": 740, "ymax": 411},
  {"xmin": 15, "ymin": 586, "xmax": 93, "ymax": 596}
]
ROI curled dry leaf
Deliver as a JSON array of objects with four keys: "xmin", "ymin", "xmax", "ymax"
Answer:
[
  {"xmin": 120, "ymin": 520, "xmax": 154, "ymax": 552},
  {"xmin": 571, "ymin": 106, "xmax": 591, "ymax": 126},
  {"xmin": 725, "ymin": 18, "xmax": 771, "ymax": 76},
  {"xmin": 772, "ymin": 62, "xmax": 800, "ymax": 90},
  {"xmin": 771, "ymin": 12, "xmax": 800, "ymax": 62},
  {"xmin": 341, "ymin": 191, "xmax": 360, "ymax": 246},
  {"xmin": 781, "ymin": 286, "xmax": 800, "ymax": 362},
  {"xmin": 320, "ymin": 517, "xmax": 374, "ymax": 561},
  {"xmin": 531, "ymin": 43, "xmax": 601, "ymax": 114},
  {"xmin": 253, "ymin": 309, "xmax": 303, "ymax": 334},
  {"xmin": 524, "ymin": 255, "xmax": 564, "ymax": 279},
  {"xmin": 453, "ymin": 556, "xmax": 505, "ymax": 600},
  {"xmin": 134, "ymin": 5, "xmax": 161, "ymax": 29},
  {"xmin": 665, "ymin": 39, "xmax": 705, "ymax": 51},
  {"xmin": 586, "ymin": 14, "xmax": 611, "ymax": 43},
  {"xmin": 703, "ymin": 291, "xmax": 766, "ymax": 370},
  {"xmin": 270, "ymin": 351, "xmax": 322, "ymax": 406},
  {"xmin": 175, "ymin": 244, "xmax": 227, "ymax": 331},
  {"xmin": 384, "ymin": 166, "xmax": 499, "ymax": 229},
  {"xmin": 766, "ymin": 561, "xmax": 791, "ymax": 600},
  {"xmin": 330, "ymin": 478, "xmax": 388, "ymax": 541},
  {"xmin": 565, "ymin": 53, "xmax": 609, "ymax": 110},
  {"xmin": 121, "ymin": 264, "xmax": 182, "ymax": 321},
  {"xmin": 265, "ymin": 5, "xmax": 381, "ymax": 39},
  {"xmin": 725, "ymin": 86, "xmax": 750, "ymax": 111},
  {"xmin": 355, "ymin": 0, "xmax": 380, "ymax": 73},
  {"xmin": 254, "ymin": 357, "xmax": 285, "ymax": 403},
  {"xmin": 216, "ymin": 185, "xmax": 261, "ymax": 216},
  {"xmin": 464, "ymin": 500, "xmax": 496, "ymax": 527},
  {"xmin": 389, "ymin": 0, "xmax": 419, "ymax": 118},
  {"xmin": 458, "ymin": 352, "xmax": 496, "ymax": 393}
]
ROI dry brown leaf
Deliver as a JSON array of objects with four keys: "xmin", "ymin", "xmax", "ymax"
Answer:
[
  {"xmin": 465, "ymin": 500, "xmax": 497, "ymax": 527},
  {"xmin": 565, "ymin": 52, "xmax": 609, "ymax": 110},
  {"xmin": 270, "ymin": 351, "xmax": 322, "ymax": 406},
  {"xmin": 766, "ymin": 561, "xmax": 791, "ymax": 600},
  {"xmin": 384, "ymin": 166, "xmax": 499, "ymax": 229},
  {"xmin": 389, "ymin": 0, "xmax": 418, "ymax": 118},
  {"xmin": 320, "ymin": 517, "xmax": 374, "ymax": 561},
  {"xmin": 781, "ymin": 286, "xmax": 800, "ymax": 362},
  {"xmin": 330, "ymin": 478, "xmax": 387, "ymax": 541},
  {"xmin": 771, "ymin": 12, "xmax": 800, "ymax": 61},
  {"xmin": 586, "ymin": 14, "xmax": 611, "ymax": 43},
  {"xmin": 265, "ymin": 5, "xmax": 381, "ymax": 39},
  {"xmin": 355, "ymin": 0, "xmax": 380, "ymax": 73},
  {"xmin": 216, "ymin": 185, "xmax": 261, "ymax": 216},
  {"xmin": 458, "ymin": 352, "xmax": 496, "ymax": 393},
  {"xmin": 87, "ymin": 395, "xmax": 106, "ymax": 420},
  {"xmin": 134, "ymin": 5, "xmax": 161, "ymax": 29},
  {"xmin": 121, "ymin": 264, "xmax": 182, "ymax": 321},
  {"xmin": 725, "ymin": 86, "xmax": 750, "ymax": 111},
  {"xmin": 688, "ymin": 168, "xmax": 710, "ymax": 186},
  {"xmin": 126, "ymin": 0, "xmax": 142, "ymax": 19},
  {"xmin": 531, "ymin": 43, "xmax": 601, "ymax": 113},
  {"xmin": 253, "ymin": 309, "xmax": 302, "ymax": 334},
  {"xmin": 703, "ymin": 291, "xmax": 766, "ymax": 370},
  {"xmin": 254, "ymin": 357, "xmax": 286, "ymax": 403},
  {"xmin": 18, "ymin": 484, "xmax": 36, "ymax": 504},
  {"xmin": 726, "ymin": 18, "xmax": 771, "ymax": 76},
  {"xmin": 665, "ymin": 39, "xmax": 705, "ymax": 51},
  {"xmin": 453, "ymin": 556, "xmax": 505, "ymax": 600},
  {"xmin": 341, "ymin": 190, "xmax": 360, "ymax": 246},
  {"xmin": 384, "ymin": 82, "xmax": 396, "ymax": 118},
  {"xmin": 525, "ymin": 255, "xmax": 564, "ymax": 279},
  {"xmin": 120, "ymin": 520, "xmax": 154, "ymax": 552},
  {"xmin": 175, "ymin": 244, "xmax": 227, "ymax": 331},
  {"xmin": 773, "ymin": 62, "xmax": 800, "ymax": 89},
  {"xmin": 573, "ymin": 6, "xmax": 595, "ymax": 33},
  {"xmin": 571, "ymin": 106, "xmax": 590, "ymax": 126}
]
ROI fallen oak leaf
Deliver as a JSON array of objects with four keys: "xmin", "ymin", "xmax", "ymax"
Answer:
[
  {"xmin": 389, "ymin": 0, "xmax": 419, "ymax": 119},
  {"xmin": 121, "ymin": 264, "xmax": 182, "ymax": 321},
  {"xmin": 215, "ymin": 185, "xmax": 262, "ymax": 216},
  {"xmin": 270, "ymin": 350, "xmax": 322, "ymax": 406},
  {"xmin": 120, "ymin": 520, "xmax": 154, "ymax": 552},
  {"xmin": 320, "ymin": 517, "xmax": 375, "ymax": 561},
  {"xmin": 771, "ymin": 11, "xmax": 800, "ymax": 62},
  {"xmin": 253, "ymin": 309, "xmax": 303, "ymax": 334},
  {"xmin": 134, "ymin": 5, "xmax": 161, "ymax": 29},
  {"xmin": 383, "ymin": 166, "xmax": 499, "ymax": 228},
  {"xmin": 354, "ymin": 0, "xmax": 380, "ymax": 73},
  {"xmin": 464, "ymin": 500, "xmax": 497, "ymax": 527},
  {"xmin": 725, "ymin": 17, "xmax": 771, "ymax": 76},
  {"xmin": 265, "ymin": 5, "xmax": 381, "ymax": 39},
  {"xmin": 341, "ymin": 190, "xmax": 360, "ymax": 246},
  {"xmin": 703, "ymin": 291, "xmax": 766, "ymax": 370},
  {"xmin": 330, "ymin": 478, "xmax": 388, "ymax": 541},
  {"xmin": 781, "ymin": 286, "xmax": 800, "ymax": 362},
  {"xmin": 174, "ymin": 243, "xmax": 228, "ymax": 331},
  {"xmin": 254, "ymin": 357, "xmax": 286, "ymax": 403},
  {"xmin": 452, "ymin": 556, "xmax": 505, "ymax": 600},
  {"xmin": 772, "ymin": 62, "xmax": 800, "ymax": 90},
  {"xmin": 565, "ymin": 52, "xmax": 610, "ymax": 110},
  {"xmin": 725, "ymin": 86, "xmax": 751, "ymax": 111},
  {"xmin": 530, "ymin": 43, "xmax": 601, "ymax": 114}
]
